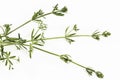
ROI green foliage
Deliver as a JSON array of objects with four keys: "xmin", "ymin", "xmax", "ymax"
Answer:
[
  {"xmin": 52, "ymin": 4, "xmax": 68, "ymax": 16},
  {"xmin": 0, "ymin": 52, "xmax": 19, "ymax": 70},
  {"xmin": 0, "ymin": 4, "xmax": 111, "ymax": 79},
  {"xmin": 3, "ymin": 24, "xmax": 11, "ymax": 36},
  {"xmin": 65, "ymin": 24, "xmax": 79, "ymax": 44},
  {"xmin": 86, "ymin": 68, "xmax": 104, "ymax": 78},
  {"xmin": 92, "ymin": 30, "xmax": 111, "ymax": 40},
  {"xmin": 60, "ymin": 54, "xmax": 72, "ymax": 63},
  {"xmin": 32, "ymin": 9, "xmax": 44, "ymax": 20}
]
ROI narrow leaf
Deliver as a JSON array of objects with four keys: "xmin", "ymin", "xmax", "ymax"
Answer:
[
  {"xmin": 31, "ymin": 29, "xmax": 34, "ymax": 40},
  {"xmin": 53, "ymin": 12, "xmax": 64, "ymax": 16},
  {"xmin": 65, "ymin": 27, "xmax": 69, "ymax": 34},
  {"xmin": 9, "ymin": 56, "xmax": 16, "ymax": 59},
  {"xmin": 9, "ymin": 60, "xmax": 13, "ymax": 65},
  {"xmin": 29, "ymin": 43, "xmax": 33, "ymax": 58},
  {"xmin": 34, "ymin": 34, "xmax": 41, "ymax": 40},
  {"xmin": 68, "ymin": 33, "xmax": 76, "ymax": 37},
  {"xmin": 32, "ymin": 12, "xmax": 37, "ymax": 20}
]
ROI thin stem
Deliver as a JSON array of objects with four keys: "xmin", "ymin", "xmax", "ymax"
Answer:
[
  {"xmin": 25, "ymin": 34, "xmax": 92, "ymax": 43},
  {"xmin": 8, "ymin": 12, "xmax": 53, "ymax": 35},
  {"xmin": 33, "ymin": 28, "xmax": 40, "ymax": 37},
  {"xmin": 3, "ymin": 42, "xmax": 88, "ymax": 70},
  {"xmin": 24, "ymin": 44, "xmax": 60, "ymax": 57},
  {"xmin": 43, "ymin": 35, "xmax": 91, "ymax": 40},
  {"xmin": 8, "ymin": 20, "xmax": 32, "ymax": 35},
  {"xmin": 70, "ymin": 60, "xmax": 86, "ymax": 69},
  {"xmin": 43, "ymin": 36, "xmax": 65, "ymax": 40}
]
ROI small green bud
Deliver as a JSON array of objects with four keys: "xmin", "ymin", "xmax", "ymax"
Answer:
[
  {"xmin": 102, "ymin": 31, "xmax": 111, "ymax": 37},
  {"xmin": 95, "ymin": 71, "xmax": 104, "ymax": 78},
  {"xmin": 61, "ymin": 6, "xmax": 67, "ymax": 12}
]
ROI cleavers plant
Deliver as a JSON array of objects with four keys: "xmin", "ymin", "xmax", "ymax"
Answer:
[{"xmin": 0, "ymin": 4, "xmax": 110, "ymax": 78}]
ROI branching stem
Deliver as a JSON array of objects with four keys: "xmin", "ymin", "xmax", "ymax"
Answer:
[{"xmin": 8, "ymin": 12, "xmax": 53, "ymax": 35}]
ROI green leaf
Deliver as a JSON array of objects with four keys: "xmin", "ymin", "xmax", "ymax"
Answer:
[
  {"xmin": 32, "ymin": 12, "xmax": 38, "ymax": 20},
  {"xmin": 68, "ymin": 33, "xmax": 76, "ymax": 37},
  {"xmin": 9, "ymin": 56, "xmax": 16, "ymax": 59},
  {"xmin": 65, "ymin": 38, "xmax": 75, "ymax": 44},
  {"xmin": 53, "ymin": 12, "xmax": 64, "ymax": 16},
  {"xmin": 34, "ymin": 34, "xmax": 41, "ymax": 40},
  {"xmin": 5, "ymin": 60, "xmax": 8, "ymax": 66},
  {"xmin": 60, "ymin": 54, "xmax": 71, "ymax": 63},
  {"xmin": 29, "ymin": 43, "xmax": 33, "ymax": 58},
  {"xmin": 17, "ymin": 57, "xmax": 20, "ymax": 62},
  {"xmin": 0, "ymin": 45, "xmax": 4, "ymax": 57},
  {"xmin": 92, "ymin": 31, "xmax": 100, "ymax": 40},
  {"xmin": 32, "ymin": 10, "xmax": 44, "ymax": 20},
  {"xmin": 3, "ymin": 24, "xmax": 11, "ymax": 35},
  {"xmin": 65, "ymin": 27, "xmax": 69, "ymax": 34},
  {"xmin": 18, "ymin": 33, "xmax": 21, "ymax": 39},
  {"xmin": 73, "ymin": 24, "xmax": 79, "ymax": 31},
  {"xmin": 52, "ymin": 4, "xmax": 58, "ymax": 11},
  {"xmin": 86, "ymin": 68, "xmax": 95, "ymax": 76},
  {"xmin": 102, "ymin": 31, "xmax": 111, "ymax": 37},
  {"xmin": 9, "ymin": 60, "xmax": 13, "ymax": 65}
]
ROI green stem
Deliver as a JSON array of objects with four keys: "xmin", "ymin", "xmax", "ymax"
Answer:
[
  {"xmin": 26, "ymin": 34, "xmax": 91, "ymax": 42},
  {"xmin": 8, "ymin": 12, "xmax": 53, "ymax": 35},
  {"xmin": 3, "ymin": 42, "xmax": 88, "ymax": 70},
  {"xmin": 43, "ymin": 35, "xmax": 91, "ymax": 40},
  {"xmin": 24, "ymin": 44, "xmax": 60, "ymax": 57},
  {"xmin": 8, "ymin": 20, "xmax": 32, "ymax": 35},
  {"xmin": 70, "ymin": 60, "xmax": 86, "ymax": 69},
  {"xmin": 24, "ymin": 44, "xmax": 87, "ymax": 69}
]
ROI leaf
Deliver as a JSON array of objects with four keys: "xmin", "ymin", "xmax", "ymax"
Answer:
[
  {"xmin": 5, "ymin": 60, "xmax": 8, "ymax": 66},
  {"xmin": 32, "ymin": 10, "xmax": 44, "ymax": 20},
  {"xmin": 32, "ymin": 12, "xmax": 38, "ymax": 20},
  {"xmin": 3, "ymin": 24, "xmax": 11, "ymax": 35},
  {"xmin": 65, "ymin": 27, "xmax": 69, "ymax": 34},
  {"xmin": 66, "ymin": 38, "xmax": 75, "ymax": 44},
  {"xmin": 9, "ymin": 56, "xmax": 16, "ymax": 59},
  {"xmin": 38, "ymin": 9, "xmax": 44, "ymax": 15},
  {"xmin": 92, "ymin": 31, "xmax": 100, "ymax": 40},
  {"xmin": 29, "ymin": 43, "xmax": 33, "ymax": 58},
  {"xmin": 0, "ymin": 45, "xmax": 4, "ymax": 57},
  {"xmin": 18, "ymin": 33, "xmax": 21, "ymax": 39},
  {"xmin": 53, "ymin": 12, "xmax": 64, "ymax": 16},
  {"xmin": 9, "ymin": 60, "xmax": 13, "ymax": 65},
  {"xmin": 17, "ymin": 57, "xmax": 20, "ymax": 62},
  {"xmin": 86, "ymin": 68, "xmax": 95, "ymax": 76},
  {"xmin": 34, "ymin": 34, "xmax": 41, "ymax": 40},
  {"xmin": 73, "ymin": 24, "xmax": 79, "ymax": 31},
  {"xmin": 68, "ymin": 33, "xmax": 76, "ymax": 37},
  {"xmin": 102, "ymin": 31, "xmax": 111, "ymax": 37},
  {"xmin": 60, "ymin": 54, "xmax": 71, "ymax": 63},
  {"xmin": 53, "ymin": 4, "xmax": 58, "ymax": 11},
  {"xmin": 6, "ymin": 37, "xmax": 19, "ymax": 42}
]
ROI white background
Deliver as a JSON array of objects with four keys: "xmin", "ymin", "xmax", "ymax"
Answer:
[{"xmin": 0, "ymin": 0, "xmax": 120, "ymax": 80}]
